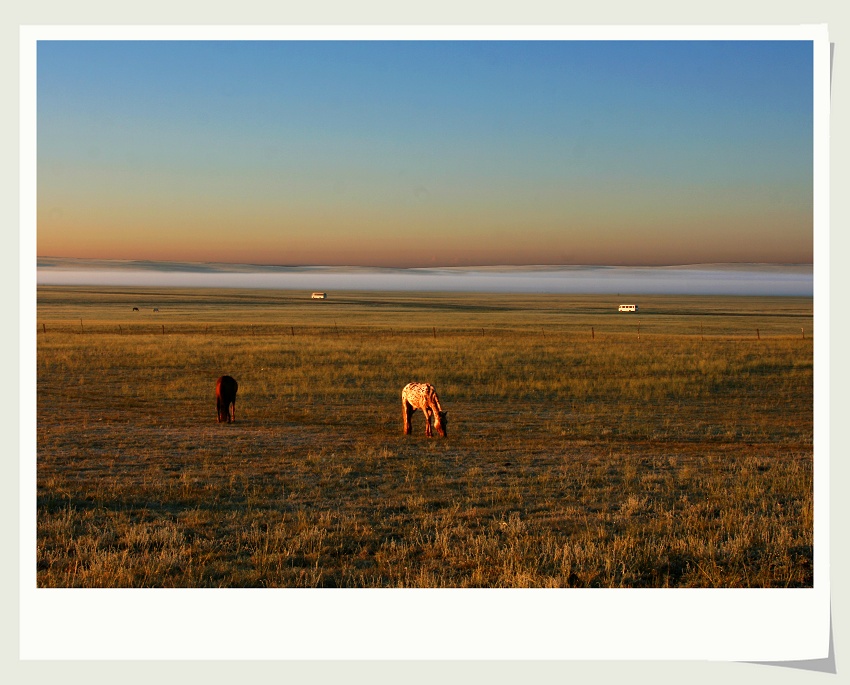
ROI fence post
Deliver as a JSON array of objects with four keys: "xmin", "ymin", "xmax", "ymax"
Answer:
[
  {"xmin": 162, "ymin": 325, "xmax": 165, "ymax": 335},
  {"xmin": 291, "ymin": 326, "xmax": 295, "ymax": 337},
  {"xmin": 591, "ymin": 326, "xmax": 595, "ymax": 340},
  {"xmin": 42, "ymin": 323, "xmax": 46, "ymax": 335},
  {"xmin": 756, "ymin": 328, "xmax": 760, "ymax": 340}
]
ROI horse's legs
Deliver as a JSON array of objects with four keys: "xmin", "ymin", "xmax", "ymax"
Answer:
[{"xmin": 403, "ymin": 401, "xmax": 413, "ymax": 434}]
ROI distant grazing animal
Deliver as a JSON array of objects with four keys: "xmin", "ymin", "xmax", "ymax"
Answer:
[
  {"xmin": 215, "ymin": 375, "xmax": 238, "ymax": 423},
  {"xmin": 132, "ymin": 307, "xmax": 139, "ymax": 311},
  {"xmin": 152, "ymin": 308, "xmax": 159, "ymax": 312},
  {"xmin": 402, "ymin": 382, "xmax": 447, "ymax": 437}
]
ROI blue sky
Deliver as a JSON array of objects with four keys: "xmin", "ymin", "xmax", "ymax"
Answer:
[{"xmin": 37, "ymin": 39, "xmax": 814, "ymax": 267}]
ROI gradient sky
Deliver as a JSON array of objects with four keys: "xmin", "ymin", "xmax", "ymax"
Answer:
[{"xmin": 36, "ymin": 39, "xmax": 814, "ymax": 268}]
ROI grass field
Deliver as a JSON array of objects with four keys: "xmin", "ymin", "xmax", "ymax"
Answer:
[{"xmin": 36, "ymin": 286, "xmax": 814, "ymax": 587}]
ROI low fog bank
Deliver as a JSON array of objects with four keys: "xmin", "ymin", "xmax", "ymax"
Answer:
[{"xmin": 36, "ymin": 260, "xmax": 813, "ymax": 296}]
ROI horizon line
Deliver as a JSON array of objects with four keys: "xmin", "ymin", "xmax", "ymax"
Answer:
[{"xmin": 36, "ymin": 256, "xmax": 815, "ymax": 271}]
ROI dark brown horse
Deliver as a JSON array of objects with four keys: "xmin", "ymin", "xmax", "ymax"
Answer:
[{"xmin": 215, "ymin": 375, "xmax": 238, "ymax": 423}]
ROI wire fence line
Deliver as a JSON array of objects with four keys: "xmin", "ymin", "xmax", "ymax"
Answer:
[{"xmin": 36, "ymin": 321, "xmax": 812, "ymax": 341}]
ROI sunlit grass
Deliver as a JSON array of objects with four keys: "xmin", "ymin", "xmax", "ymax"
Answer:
[{"xmin": 36, "ymin": 287, "xmax": 813, "ymax": 587}]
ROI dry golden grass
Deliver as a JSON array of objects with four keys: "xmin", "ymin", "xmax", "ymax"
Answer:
[{"xmin": 36, "ymin": 286, "xmax": 813, "ymax": 587}]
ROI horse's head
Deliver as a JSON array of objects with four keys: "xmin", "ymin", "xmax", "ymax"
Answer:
[{"xmin": 435, "ymin": 410, "xmax": 448, "ymax": 437}]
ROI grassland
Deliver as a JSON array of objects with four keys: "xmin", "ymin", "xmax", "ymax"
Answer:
[{"xmin": 36, "ymin": 286, "xmax": 814, "ymax": 587}]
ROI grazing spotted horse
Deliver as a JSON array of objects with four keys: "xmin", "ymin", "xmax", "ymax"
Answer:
[
  {"xmin": 215, "ymin": 375, "xmax": 238, "ymax": 423},
  {"xmin": 402, "ymin": 382, "xmax": 448, "ymax": 437}
]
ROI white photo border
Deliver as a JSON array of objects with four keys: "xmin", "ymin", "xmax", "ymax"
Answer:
[{"xmin": 20, "ymin": 23, "xmax": 830, "ymax": 661}]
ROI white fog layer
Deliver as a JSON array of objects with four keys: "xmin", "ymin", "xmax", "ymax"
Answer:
[{"xmin": 36, "ymin": 259, "xmax": 813, "ymax": 297}]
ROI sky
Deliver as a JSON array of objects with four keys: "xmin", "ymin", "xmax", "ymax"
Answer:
[{"xmin": 36, "ymin": 39, "xmax": 814, "ymax": 268}]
